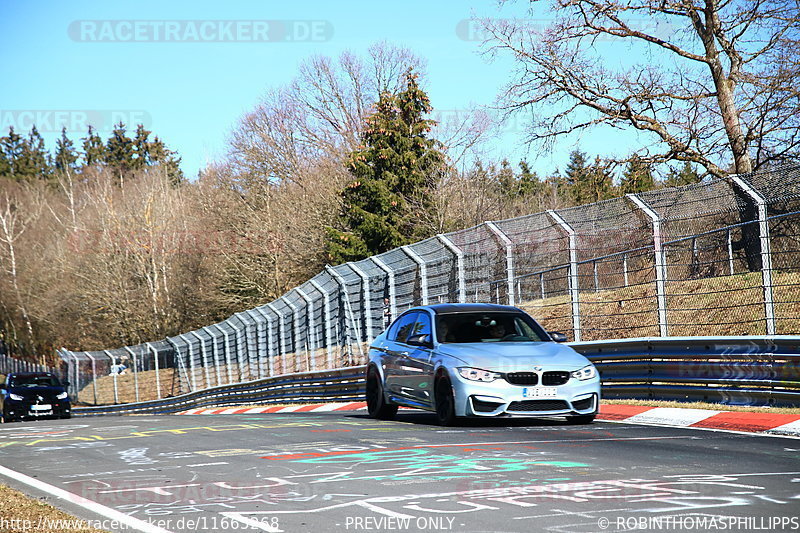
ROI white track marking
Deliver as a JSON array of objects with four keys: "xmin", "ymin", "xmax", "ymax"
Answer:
[
  {"xmin": 624, "ymin": 407, "xmax": 720, "ymax": 426},
  {"xmin": 0, "ymin": 464, "xmax": 174, "ymax": 533}
]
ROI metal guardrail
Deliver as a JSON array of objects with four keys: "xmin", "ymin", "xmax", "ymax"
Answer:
[
  {"xmin": 576, "ymin": 336, "xmax": 800, "ymax": 406},
  {"xmin": 73, "ymin": 367, "xmax": 367, "ymax": 417},
  {"xmin": 72, "ymin": 336, "xmax": 800, "ymax": 416}
]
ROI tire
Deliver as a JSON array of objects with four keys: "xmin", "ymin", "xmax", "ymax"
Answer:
[
  {"xmin": 366, "ymin": 368, "xmax": 397, "ymax": 420},
  {"xmin": 434, "ymin": 375, "xmax": 457, "ymax": 426},
  {"xmin": 566, "ymin": 414, "xmax": 596, "ymax": 424}
]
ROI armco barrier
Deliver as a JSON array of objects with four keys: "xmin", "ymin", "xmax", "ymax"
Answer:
[
  {"xmin": 575, "ymin": 336, "xmax": 800, "ymax": 405},
  {"xmin": 73, "ymin": 336, "xmax": 800, "ymax": 416},
  {"xmin": 73, "ymin": 367, "xmax": 367, "ymax": 417}
]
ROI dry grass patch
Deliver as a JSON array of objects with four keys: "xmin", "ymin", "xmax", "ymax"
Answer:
[
  {"xmin": 522, "ymin": 271, "xmax": 800, "ymax": 339},
  {"xmin": 0, "ymin": 484, "xmax": 108, "ymax": 532}
]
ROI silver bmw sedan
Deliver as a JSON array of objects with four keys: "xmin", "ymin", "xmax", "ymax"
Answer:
[{"xmin": 366, "ymin": 303, "xmax": 600, "ymax": 426}]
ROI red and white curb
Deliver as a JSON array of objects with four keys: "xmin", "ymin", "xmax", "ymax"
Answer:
[
  {"xmin": 599, "ymin": 404, "xmax": 800, "ymax": 437},
  {"xmin": 178, "ymin": 402, "xmax": 368, "ymax": 415},
  {"xmin": 177, "ymin": 402, "xmax": 800, "ymax": 438}
]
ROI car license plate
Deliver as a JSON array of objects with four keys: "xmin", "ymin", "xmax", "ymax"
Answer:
[
  {"xmin": 522, "ymin": 387, "xmax": 557, "ymax": 398},
  {"xmin": 31, "ymin": 404, "xmax": 51, "ymax": 411}
]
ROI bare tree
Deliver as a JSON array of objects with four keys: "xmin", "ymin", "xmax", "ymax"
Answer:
[
  {"xmin": 483, "ymin": 0, "xmax": 800, "ymax": 177},
  {"xmin": 229, "ymin": 42, "xmax": 427, "ymax": 185},
  {"xmin": 0, "ymin": 185, "xmax": 43, "ymax": 360}
]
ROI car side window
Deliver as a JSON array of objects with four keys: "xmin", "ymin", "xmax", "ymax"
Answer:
[
  {"xmin": 389, "ymin": 312, "xmax": 418, "ymax": 344},
  {"xmin": 413, "ymin": 313, "xmax": 433, "ymax": 342}
]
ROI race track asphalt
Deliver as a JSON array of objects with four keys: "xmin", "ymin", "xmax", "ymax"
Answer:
[{"xmin": 0, "ymin": 411, "xmax": 798, "ymax": 533}]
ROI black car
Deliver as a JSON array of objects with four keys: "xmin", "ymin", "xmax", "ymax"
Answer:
[{"xmin": 0, "ymin": 372, "xmax": 71, "ymax": 423}]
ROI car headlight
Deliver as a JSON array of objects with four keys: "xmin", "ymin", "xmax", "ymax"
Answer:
[
  {"xmin": 9, "ymin": 393, "xmax": 24, "ymax": 401},
  {"xmin": 458, "ymin": 367, "xmax": 501, "ymax": 382},
  {"xmin": 572, "ymin": 364, "xmax": 597, "ymax": 381},
  {"xmin": 56, "ymin": 392, "xmax": 69, "ymax": 400}
]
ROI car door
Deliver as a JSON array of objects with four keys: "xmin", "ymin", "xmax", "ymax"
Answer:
[
  {"xmin": 382, "ymin": 311, "xmax": 418, "ymax": 398},
  {"xmin": 404, "ymin": 311, "xmax": 435, "ymax": 407}
]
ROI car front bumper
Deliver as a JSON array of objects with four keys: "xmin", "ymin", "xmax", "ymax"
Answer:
[
  {"xmin": 3, "ymin": 401, "xmax": 71, "ymax": 420},
  {"xmin": 449, "ymin": 371, "xmax": 600, "ymax": 418}
]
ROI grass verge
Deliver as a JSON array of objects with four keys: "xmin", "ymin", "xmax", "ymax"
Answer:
[{"xmin": 0, "ymin": 484, "xmax": 108, "ymax": 533}]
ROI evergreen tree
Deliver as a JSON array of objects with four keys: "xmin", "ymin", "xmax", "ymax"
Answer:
[
  {"xmin": 27, "ymin": 126, "xmax": 51, "ymax": 179},
  {"xmin": 564, "ymin": 150, "xmax": 614, "ymax": 204},
  {"xmin": 495, "ymin": 159, "xmax": 515, "ymax": 195},
  {"xmin": 82, "ymin": 126, "xmax": 106, "ymax": 166},
  {"xmin": 105, "ymin": 122, "xmax": 135, "ymax": 172},
  {"xmin": 1, "ymin": 127, "xmax": 51, "ymax": 181},
  {"xmin": 148, "ymin": 135, "xmax": 185, "ymax": 185},
  {"xmin": 0, "ymin": 140, "xmax": 9, "ymax": 177},
  {"xmin": 516, "ymin": 160, "xmax": 542, "ymax": 198},
  {"xmin": 1, "ymin": 127, "xmax": 24, "ymax": 180},
  {"xmin": 326, "ymin": 70, "xmax": 446, "ymax": 263},
  {"xmin": 132, "ymin": 124, "xmax": 151, "ymax": 170},
  {"xmin": 620, "ymin": 155, "xmax": 656, "ymax": 194},
  {"xmin": 54, "ymin": 128, "xmax": 79, "ymax": 173},
  {"xmin": 663, "ymin": 161, "xmax": 701, "ymax": 187}
]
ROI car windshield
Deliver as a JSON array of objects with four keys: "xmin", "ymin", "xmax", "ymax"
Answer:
[
  {"xmin": 9, "ymin": 375, "xmax": 60, "ymax": 388},
  {"xmin": 435, "ymin": 312, "xmax": 549, "ymax": 343}
]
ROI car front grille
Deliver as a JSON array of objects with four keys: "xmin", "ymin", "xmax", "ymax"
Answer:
[
  {"xmin": 572, "ymin": 396, "xmax": 595, "ymax": 411},
  {"xmin": 507, "ymin": 400, "xmax": 569, "ymax": 412},
  {"xmin": 505, "ymin": 372, "xmax": 538, "ymax": 386},
  {"xmin": 542, "ymin": 371, "xmax": 571, "ymax": 386}
]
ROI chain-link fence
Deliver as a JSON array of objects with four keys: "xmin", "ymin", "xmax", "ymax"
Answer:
[{"xmin": 60, "ymin": 163, "xmax": 800, "ymax": 404}]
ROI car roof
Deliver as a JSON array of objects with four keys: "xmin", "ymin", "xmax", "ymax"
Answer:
[
  {"xmin": 8, "ymin": 372, "xmax": 55, "ymax": 378},
  {"xmin": 414, "ymin": 303, "xmax": 523, "ymax": 315}
]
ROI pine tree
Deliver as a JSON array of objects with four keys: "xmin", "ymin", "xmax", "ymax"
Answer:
[
  {"xmin": 27, "ymin": 126, "xmax": 51, "ymax": 179},
  {"xmin": 54, "ymin": 128, "xmax": 78, "ymax": 174},
  {"xmin": 148, "ymin": 135, "xmax": 185, "ymax": 185},
  {"xmin": 4, "ymin": 127, "xmax": 51, "ymax": 181},
  {"xmin": 1, "ymin": 127, "xmax": 24, "ymax": 180},
  {"xmin": 664, "ymin": 161, "xmax": 701, "ymax": 187},
  {"xmin": 82, "ymin": 126, "xmax": 106, "ymax": 166},
  {"xmin": 516, "ymin": 160, "xmax": 542, "ymax": 198},
  {"xmin": 326, "ymin": 70, "xmax": 446, "ymax": 263},
  {"xmin": 620, "ymin": 155, "xmax": 656, "ymax": 194},
  {"xmin": 564, "ymin": 150, "xmax": 613, "ymax": 204},
  {"xmin": 106, "ymin": 122, "xmax": 135, "ymax": 173},
  {"xmin": 495, "ymin": 159, "xmax": 515, "ymax": 195},
  {"xmin": 132, "ymin": 124, "xmax": 151, "ymax": 170},
  {"xmin": 0, "ymin": 141, "xmax": 9, "ymax": 177}
]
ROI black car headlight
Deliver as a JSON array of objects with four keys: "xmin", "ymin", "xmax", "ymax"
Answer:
[
  {"xmin": 458, "ymin": 367, "xmax": 501, "ymax": 382},
  {"xmin": 9, "ymin": 393, "xmax": 24, "ymax": 401},
  {"xmin": 56, "ymin": 392, "xmax": 69, "ymax": 400},
  {"xmin": 571, "ymin": 365, "xmax": 597, "ymax": 381}
]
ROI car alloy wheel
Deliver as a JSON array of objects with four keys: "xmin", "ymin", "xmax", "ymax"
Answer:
[
  {"xmin": 366, "ymin": 367, "xmax": 398, "ymax": 420},
  {"xmin": 434, "ymin": 375, "xmax": 457, "ymax": 426}
]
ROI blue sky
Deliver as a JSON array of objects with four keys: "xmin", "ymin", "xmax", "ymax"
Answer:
[{"xmin": 0, "ymin": 0, "xmax": 642, "ymax": 179}]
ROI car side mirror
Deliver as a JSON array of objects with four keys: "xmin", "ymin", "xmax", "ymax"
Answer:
[
  {"xmin": 406, "ymin": 334, "xmax": 432, "ymax": 348},
  {"xmin": 549, "ymin": 331, "xmax": 568, "ymax": 343}
]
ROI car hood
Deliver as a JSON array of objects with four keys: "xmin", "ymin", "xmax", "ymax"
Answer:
[{"xmin": 437, "ymin": 342, "xmax": 591, "ymax": 372}]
